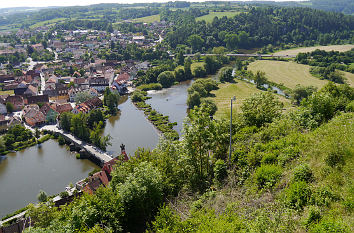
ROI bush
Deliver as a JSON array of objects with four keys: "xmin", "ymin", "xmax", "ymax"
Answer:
[
  {"xmin": 254, "ymin": 164, "xmax": 282, "ymax": 189},
  {"xmin": 325, "ymin": 151, "xmax": 345, "ymax": 168},
  {"xmin": 131, "ymin": 90, "xmax": 145, "ymax": 102},
  {"xmin": 58, "ymin": 136, "xmax": 65, "ymax": 145},
  {"xmin": 293, "ymin": 164, "xmax": 313, "ymax": 183},
  {"xmin": 310, "ymin": 218, "xmax": 348, "ymax": 233},
  {"xmin": 214, "ymin": 159, "xmax": 227, "ymax": 184},
  {"xmin": 137, "ymin": 83, "xmax": 163, "ymax": 91},
  {"xmin": 286, "ymin": 181, "xmax": 312, "ymax": 210},
  {"xmin": 37, "ymin": 190, "xmax": 48, "ymax": 203},
  {"xmin": 219, "ymin": 66, "xmax": 233, "ymax": 82},
  {"xmin": 59, "ymin": 191, "xmax": 69, "ymax": 198},
  {"xmin": 345, "ymin": 100, "xmax": 354, "ymax": 112},
  {"xmin": 304, "ymin": 206, "xmax": 321, "ymax": 227}
]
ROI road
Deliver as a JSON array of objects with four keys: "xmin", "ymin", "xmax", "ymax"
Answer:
[{"xmin": 39, "ymin": 72, "xmax": 45, "ymax": 95}]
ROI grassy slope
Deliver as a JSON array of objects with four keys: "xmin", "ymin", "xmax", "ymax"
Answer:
[
  {"xmin": 196, "ymin": 11, "xmax": 240, "ymax": 23},
  {"xmin": 132, "ymin": 14, "xmax": 160, "ymax": 23},
  {"xmin": 273, "ymin": 44, "xmax": 354, "ymax": 56},
  {"xmin": 342, "ymin": 71, "xmax": 354, "ymax": 87},
  {"xmin": 186, "ymin": 112, "xmax": 354, "ymax": 232},
  {"xmin": 207, "ymin": 79, "xmax": 291, "ymax": 119},
  {"xmin": 248, "ymin": 60, "xmax": 329, "ymax": 89}
]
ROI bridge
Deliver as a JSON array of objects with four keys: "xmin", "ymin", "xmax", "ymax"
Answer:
[
  {"xmin": 42, "ymin": 125, "xmax": 113, "ymax": 166},
  {"xmin": 182, "ymin": 53, "xmax": 296, "ymax": 58}
]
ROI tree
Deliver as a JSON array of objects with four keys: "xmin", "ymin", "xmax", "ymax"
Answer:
[
  {"xmin": 90, "ymin": 121, "xmax": 112, "ymax": 151},
  {"xmin": 241, "ymin": 92, "xmax": 284, "ymax": 127},
  {"xmin": 157, "ymin": 71, "xmax": 176, "ymax": 88},
  {"xmin": 184, "ymin": 57, "xmax": 192, "ymax": 80},
  {"xmin": 254, "ymin": 71, "xmax": 268, "ymax": 88},
  {"xmin": 174, "ymin": 66, "xmax": 185, "ymax": 82},
  {"xmin": 187, "ymin": 34, "xmax": 204, "ymax": 52},
  {"xmin": 204, "ymin": 56, "xmax": 221, "ymax": 75},
  {"xmin": 60, "ymin": 112, "xmax": 72, "ymax": 131},
  {"xmin": 292, "ymin": 85, "xmax": 317, "ymax": 105},
  {"xmin": 35, "ymin": 128, "xmax": 41, "ymax": 139},
  {"xmin": 75, "ymin": 91, "xmax": 94, "ymax": 104},
  {"xmin": 6, "ymin": 102, "xmax": 14, "ymax": 113},
  {"xmin": 70, "ymin": 113, "xmax": 90, "ymax": 141},
  {"xmin": 201, "ymin": 99, "xmax": 217, "ymax": 116},
  {"xmin": 131, "ymin": 90, "xmax": 145, "ymax": 102},
  {"xmin": 176, "ymin": 50, "xmax": 185, "ymax": 65},
  {"xmin": 37, "ymin": 190, "xmax": 47, "ymax": 202},
  {"xmin": 112, "ymin": 162, "xmax": 164, "ymax": 232},
  {"xmin": 219, "ymin": 67, "xmax": 233, "ymax": 82},
  {"xmin": 187, "ymin": 91, "xmax": 201, "ymax": 109},
  {"xmin": 87, "ymin": 109, "xmax": 105, "ymax": 129}
]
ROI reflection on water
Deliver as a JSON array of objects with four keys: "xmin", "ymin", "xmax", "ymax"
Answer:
[
  {"xmin": 146, "ymin": 80, "xmax": 193, "ymax": 134},
  {"xmin": 0, "ymin": 140, "xmax": 99, "ymax": 218}
]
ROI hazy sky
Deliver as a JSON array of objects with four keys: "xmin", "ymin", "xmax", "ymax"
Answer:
[{"xmin": 1, "ymin": 0, "xmax": 304, "ymax": 9}]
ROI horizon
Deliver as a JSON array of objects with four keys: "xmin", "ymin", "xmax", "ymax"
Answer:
[{"xmin": 0, "ymin": 0, "xmax": 306, "ymax": 9}]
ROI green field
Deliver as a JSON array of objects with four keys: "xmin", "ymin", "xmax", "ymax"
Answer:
[
  {"xmin": 249, "ymin": 60, "xmax": 354, "ymax": 89},
  {"xmin": 273, "ymin": 44, "xmax": 354, "ymax": 56},
  {"xmin": 29, "ymin": 18, "xmax": 68, "ymax": 29},
  {"xmin": 0, "ymin": 90, "xmax": 14, "ymax": 95},
  {"xmin": 132, "ymin": 14, "xmax": 160, "ymax": 23},
  {"xmin": 196, "ymin": 11, "xmax": 240, "ymax": 23},
  {"xmin": 207, "ymin": 79, "xmax": 291, "ymax": 119},
  {"xmin": 248, "ymin": 60, "xmax": 329, "ymax": 89}
]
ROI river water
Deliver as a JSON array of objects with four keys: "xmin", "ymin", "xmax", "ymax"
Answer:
[
  {"xmin": 0, "ymin": 83, "xmax": 190, "ymax": 218},
  {"xmin": 103, "ymin": 95, "xmax": 160, "ymax": 156},
  {"xmin": 146, "ymin": 80, "xmax": 193, "ymax": 134},
  {"xmin": 0, "ymin": 140, "xmax": 99, "ymax": 218}
]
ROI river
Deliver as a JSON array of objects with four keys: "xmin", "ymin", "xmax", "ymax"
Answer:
[
  {"xmin": 146, "ymin": 80, "xmax": 193, "ymax": 134},
  {"xmin": 103, "ymin": 95, "xmax": 160, "ymax": 156},
  {"xmin": 0, "ymin": 140, "xmax": 99, "ymax": 218},
  {"xmin": 0, "ymin": 82, "xmax": 191, "ymax": 218}
]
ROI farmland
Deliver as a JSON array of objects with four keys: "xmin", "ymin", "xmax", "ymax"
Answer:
[
  {"xmin": 273, "ymin": 44, "xmax": 354, "ymax": 56},
  {"xmin": 196, "ymin": 11, "xmax": 240, "ymax": 23}
]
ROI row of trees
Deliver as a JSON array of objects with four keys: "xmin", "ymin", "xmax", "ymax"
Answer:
[{"xmin": 296, "ymin": 49, "xmax": 354, "ymax": 73}]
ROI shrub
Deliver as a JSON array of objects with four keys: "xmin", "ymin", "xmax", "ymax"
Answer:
[
  {"xmin": 286, "ymin": 181, "xmax": 312, "ymax": 210},
  {"xmin": 137, "ymin": 83, "xmax": 163, "ymax": 91},
  {"xmin": 310, "ymin": 218, "xmax": 348, "ymax": 233},
  {"xmin": 254, "ymin": 164, "xmax": 282, "ymax": 189},
  {"xmin": 131, "ymin": 90, "xmax": 145, "ymax": 102},
  {"xmin": 304, "ymin": 206, "xmax": 321, "ymax": 227},
  {"xmin": 310, "ymin": 186, "xmax": 337, "ymax": 207},
  {"xmin": 261, "ymin": 152, "xmax": 278, "ymax": 164},
  {"xmin": 37, "ymin": 190, "xmax": 47, "ymax": 203},
  {"xmin": 325, "ymin": 151, "xmax": 345, "ymax": 168},
  {"xmin": 214, "ymin": 159, "xmax": 227, "ymax": 184},
  {"xmin": 293, "ymin": 164, "xmax": 313, "ymax": 183},
  {"xmin": 345, "ymin": 100, "xmax": 354, "ymax": 112},
  {"xmin": 58, "ymin": 136, "xmax": 65, "ymax": 145},
  {"xmin": 59, "ymin": 191, "xmax": 69, "ymax": 198}
]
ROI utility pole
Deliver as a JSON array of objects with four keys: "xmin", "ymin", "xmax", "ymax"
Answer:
[{"xmin": 229, "ymin": 96, "xmax": 236, "ymax": 166}]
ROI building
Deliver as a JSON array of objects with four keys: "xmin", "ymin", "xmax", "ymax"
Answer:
[
  {"xmin": 23, "ymin": 107, "xmax": 46, "ymax": 127},
  {"xmin": 5, "ymin": 96, "xmax": 24, "ymax": 111},
  {"xmin": 40, "ymin": 103, "xmax": 59, "ymax": 124}
]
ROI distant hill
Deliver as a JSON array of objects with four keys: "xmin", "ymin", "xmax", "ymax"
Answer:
[{"xmin": 254, "ymin": 0, "xmax": 354, "ymax": 15}]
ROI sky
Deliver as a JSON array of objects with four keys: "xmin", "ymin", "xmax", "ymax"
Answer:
[{"xmin": 0, "ymin": 0, "xmax": 304, "ymax": 9}]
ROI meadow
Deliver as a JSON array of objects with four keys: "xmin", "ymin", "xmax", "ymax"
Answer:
[
  {"xmin": 207, "ymin": 79, "xmax": 291, "ymax": 119},
  {"xmin": 196, "ymin": 11, "xmax": 240, "ymax": 23},
  {"xmin": 132, "ymin": 14, "xmax": 160, "ymax": 23},
  {"xmin": 273, "ymin": 44, "xmax": 354, "ymax": 56}
]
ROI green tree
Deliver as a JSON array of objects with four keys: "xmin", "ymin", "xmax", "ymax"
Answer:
[
  {"xmin": 37, "ymin": 190, "xmax": 47, "ymax": 202},
  {"xmin": 292, "ymin": 85, "xmax": 317, "ymax": 105},
  {"xmin": 219, "ymin": 67, "xmax": 233, "ymax": 82},
  {"xmin": 174, "ymin": 66, "xmax": 185, "ymax": 82},
  {"xmin": 75, "ymin": 91, "xmax": 94, "ymax": 104},
  {"xmin": 187, "ymin": 91, "xmax": 201, "ymax": 109},
  {"xmin": 70, "ymin": 113, "xmax": 90, "ymax": 141},
  {"xmin": 113, "ymin": 162, "xmax": 164, "ymax": 232},
  {"xmin": 176, "ymin": 50, "xmax": 185, "ymax": 65},
  {"xmin": 35, "ymin": 128, "xmax": 41, "ymax": 139},
  {"xmin": 6, "ymin": 102, "xmax": 14, "ymax": 113},
  {"xmin": 184, "ymin": 57, "xmax": 193, "ymax": 80},
  {"xmin": 157, "ymin": 71, "xmax": 176, "ymax": 88},
  {"xmin": 187, "ymin": 34, "xmax": 204, "ymax": 52},
  {"xmin": 60, "ymin": 112, "xmax": 73, "ymax": 131},
  {"xmin": 242, "ymin": 92, "xmax": 284, "ymax": 127},
  {"xmin": 254, "ymin": 71, "xmax": 268, "ymax": 88}
]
